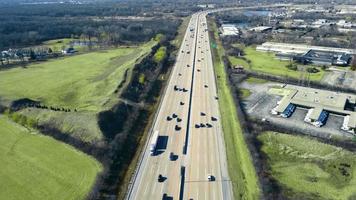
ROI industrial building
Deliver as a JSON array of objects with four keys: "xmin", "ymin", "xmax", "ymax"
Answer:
[
  {"xmin": 220, "ymin": 24, "xmax": 240, "ymax": 36},
  {"xmin": 294, "ymin": 49, "xmax": 352, "ymax": 66},
  {"xmin": 271, "ymin": 86, "xmax": 356, "ymax": 133},
  {"xmin": 257, "ymin": 42, "xmax": 355, "ymax": 66}
]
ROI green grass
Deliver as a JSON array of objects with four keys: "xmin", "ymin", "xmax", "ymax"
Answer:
[
  {"xmin": 229, "ymin": 46, "xmax": 325, "ymax": 81},
  {"xmin": 228, "ymin": 56, "xmax": 250, "ymax": 68},
  {"xmin": 258, "ymin": 132, "xmax": 356, "ymax": 200},
  {"xmin": 40, "ymin": 38, "xmax": 99, "ymax": 52},
  {"xmin": 209, "ymin": 18, "xmax": 260, "ymax": 200},
  {"xmin": 245, "ymin": 77, "xmax": 268, "ymax": 84},
  {"xmin": 239, "ymin": 88, "xmax": 252, "ymax": 99},
  {"xmin": 0, "ymin": 40, "xmax": 155, "ymax": 112},
  {"xmin": 153, "ymin": 46, "xmax": 167, "ymax": 63},
  {"xmin": 0, "ymin": 115, "xmax": 102, "ymax": 200}
]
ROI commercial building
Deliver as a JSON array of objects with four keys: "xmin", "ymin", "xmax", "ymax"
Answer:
[
  {"xmin": 294, "ymin": 49, "xmax": 352, "ymax": 66},
  {"xmin": 220, "ymin": 24, "xmax": 239, "ymax": 36},
  {"xmin": 257, "ymin": 42, "xmax": 355, "ymax": 66},
  {"xmin": 271, "ymin": 86, "xmax": 356, "ymax": 133},
  {"xmin": 249, "ymin": 26, "xmax": 272, "ymax": 33}
]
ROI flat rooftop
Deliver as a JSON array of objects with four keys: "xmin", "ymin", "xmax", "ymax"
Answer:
[
  {"xmin": 257, "ymin": 42, "xmax": 356, "ymax": 54},
  {"xmin": 273, "ymin": 85, "xmax": 356, "ymax": 128}
]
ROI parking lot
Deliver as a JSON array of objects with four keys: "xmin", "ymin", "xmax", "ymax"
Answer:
[
  {"xmin": 322, "ymin": 69, "xmax": 356, "ymax": 90},
  {"xmin": 237, "ymin": 79, "xmax": 354, "ymax": 139}
]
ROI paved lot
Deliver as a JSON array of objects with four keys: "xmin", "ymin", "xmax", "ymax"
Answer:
[
  {"xmin": 238, "ymin": 80, "xmax": 354, "ymax": 139},
  {"xmin": 322, "ymin": 69, "xmax": 356, "ymax": 90}
]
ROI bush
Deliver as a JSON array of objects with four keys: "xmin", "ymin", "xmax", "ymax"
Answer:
[
  {"xmin": 286, "ymin": 63, "xmax": 298, "ymax": 71},
  {"xmin": 307, "ymin": 67, "xmax": 320, "ymax": 73}
]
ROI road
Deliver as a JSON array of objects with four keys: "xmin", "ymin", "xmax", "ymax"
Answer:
[{"xmin": 126, "ymin": 11, "xmax": 232, "ymax": 200}]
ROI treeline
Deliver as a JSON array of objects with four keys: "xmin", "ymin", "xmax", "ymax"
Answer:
[{"xmin": 0, "ymin": 3, "xmax": 182, "ymax": 50}]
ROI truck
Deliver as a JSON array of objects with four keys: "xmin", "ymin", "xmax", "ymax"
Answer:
[{"xmin": 150, "ymin": 130, "xmax": 159, "ymax": 155}]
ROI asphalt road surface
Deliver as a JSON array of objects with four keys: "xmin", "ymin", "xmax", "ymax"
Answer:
[{"xmin": 127, "ymin": 11, "xmax": 232, "ymax": 200}]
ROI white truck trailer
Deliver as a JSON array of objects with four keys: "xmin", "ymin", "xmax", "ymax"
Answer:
[{"xmin": 150, "ymin": 130, "xmax": 159, "ymax": 155}]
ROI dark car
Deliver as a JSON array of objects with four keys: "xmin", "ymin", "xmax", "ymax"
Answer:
[
  {"xmin": 211, "ymin": 116, "xmax": 217, "ymax": 121},
  {"xmin": 206, "ymin": 123, "xmax": 213, "ymax": 128},
  {"xmin": 200, "ymin": 123, "xmax": 206, "ymax": 127},
  {"xmin": 175, "ymin": 125, "xmax": 181, "ymax": 131},
  {"xmin": 178, "ymin": 73, "xmax": 182, "ymax": 76},
  {"xmin": 200, "ymin": 112, "xmax": 206, "ymax": 116},
  {"xmin": 167, "ymin": 116, "xmax": 172, "ymax": 121},
  {"xmin": 158, "ymin": 174, "xmax": 165, "ymax": 182},
  {"xmin": 182, "ymin": 88, "xmax": 188, "ymax": 92},
  {"xmin": 172, "ymin": 113, "xmax": 177, "ymax": 118},
  {"xmin": 180, "ymin": 101, "xmax": 185, "ymax": 105},
  {"xmin": 174, "ymin": 85, "xmax": 178, "ymax": 91},
  {"xmin": 177, "ymin": 118, "xmax": 182, "ymax": 122},
  {"xmin": 195, "ymin": 124, "xmax": 200, "ymax": 128},
  {"xmin": 169, "ymin": 152, "xmax": 175, "ymax": 161},
  {"xmin": 187, "ymin": 64, "xmax": 190, "ymax": 67},
  {"xmin": 204, "ymin": 85, "xmax": 208, "ymax": 88},
  {"xmin": 197, "ymin": 69, "xmax": 201, "ymax": 72}
]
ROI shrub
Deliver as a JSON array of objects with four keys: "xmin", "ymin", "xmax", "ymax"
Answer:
[
  {"xmin": 307, "ymin": 67, "xmax": 320, "ymax": 73},
  {"xmin": 286, "ymin": 63, "xmax": 298, "ymax": 71}
]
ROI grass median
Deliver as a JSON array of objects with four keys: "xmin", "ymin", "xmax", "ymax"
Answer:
[{"xmin": 208, "ymin": 17, "xmax": 260, "ymax": 200}]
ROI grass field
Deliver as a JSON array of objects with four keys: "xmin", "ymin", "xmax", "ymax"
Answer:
[
  {"xmin": 39, "ymin": 38, "xmax": 99, "ymax": 52},
  {"xmin": 209, "ymin": 18, "xmax": 260, "ymax": 200},
  {"xmin": 259, "ymin": 132, "xmax": 356, "ymax": 200},
  {"xmin": 229, "ymin": 46, "xmax": 325, "ymax": 81},
  {"xmin": 0, "ymin": 115, "xmax": 102, "ymax": 200},
  {"xmin": 0, "ymin": 40, "xmax": 155, "ymax": 111},
  {"xmin": 239, "ymin": 88, "xmax": 252, "ymax": 99},
  {"xmin": 245, "ymin": 77, "xmax": 268, "ymax": 84}
]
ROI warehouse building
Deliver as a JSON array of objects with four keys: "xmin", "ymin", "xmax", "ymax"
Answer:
[
  {"xmin": 271, "ymin": 86, "xmax": 356, "ymax": 133},
  {"xmin": 257, "ymin": 43, "xmax": 355, "ymax": 66},
  {"xmin": 294, "ymin": 49, "xmax": 352, "ymax": 66}
]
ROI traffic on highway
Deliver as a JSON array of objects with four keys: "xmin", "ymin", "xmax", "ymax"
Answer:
[{"xmin": 127, "ymin": 11, "xmax": 232, "ymax": 200}]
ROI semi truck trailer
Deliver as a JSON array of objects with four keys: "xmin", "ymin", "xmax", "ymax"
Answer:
[{"xmin": 150, "ymin": 130, "xmax": 159, "ymax": 155}]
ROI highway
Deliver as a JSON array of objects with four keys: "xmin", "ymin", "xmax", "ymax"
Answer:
[{"xmin": 127, "ymin": 11, "xmax": 233, "ymax": 200}]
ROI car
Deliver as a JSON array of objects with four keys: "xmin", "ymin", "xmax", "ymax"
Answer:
[
  {"xmin": 181, "ymin": 50, "xmax": 184, "ymax": 53},
  {"xmin": 206, "ymin": 123, "xmax": 212, "ymax": 128},
  {"xmin": 197, "ymin": 59, "xmax": 201, "ymax": 62},
  {"xmin": 167, "ymin": 116, "xmax": 172, "ymax": 121},
  {"xmin": 195, "ymin": 124, "xmax": 200, "ymax": 128},
  {"xmin": 180, "ymin": 101, "xmax": 184, "ymax": 105},
  {"xmin": 172, "ymin": 113, "xmax": 177, "ymax": 118},
  {"xmin": 211, "ymin": 116, "xmax": 217, "ymax": 121},
  {"xmin": 158, "ymin": 174, "xmax": 165, "ymax": 182},
  {"xmin": 174, "ymin": 85, "xmax": 178, "ymax": 91},
  {"xmin": 215, "ymin": 96, "xmax": 219, "ymax": 100},
  {"xmin": 197, "ymin": 69, "xmax": 201, "ymax": 72},
  {"xmin": 207, "ymin": 175, "xmax": 215, "ymax": 181},
  {"xmin": 200, "ymin": 112, "xmax": 206, "ymax": 116},
  {"xmin": 182, "ymin": 88, "xmax": 188, "ymax": 92},
  {"xmin": 175, "ymin": 125, "xmax": 181, "ymax": 131},
  {"xmin": 204, "ymin": 84, "xmax": 208, "ymax": 88},
  {"xmin": 179, "ymin": 88, "xmax": 183, "ymax": 91},
  {"xmin": 177, "ymin": 118, "xmax": 182, "ymax": 122},
  {"xmin": 169, "ymin": 152, "xmax": 175, "ymax": 161},
  {"xmin": 200, "ymin": 123, "xmax": 206, "ymax": 127},
  {"xmin": 187, "ymin": 64, "xmax": 190, "ymax": 67},
  {"xmin": 178, "ymin": 73, "xmax": 182, "ymax": 76}
]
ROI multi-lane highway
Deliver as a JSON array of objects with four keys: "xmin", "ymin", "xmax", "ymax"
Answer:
[{"xmin": 127, "ymin": 11, "xmax": 232, "ymax": 200}]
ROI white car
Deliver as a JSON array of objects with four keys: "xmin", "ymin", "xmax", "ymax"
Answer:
[{"xmin": 207, "ymin": 175, "xmax": 215, "ymax": 181}]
